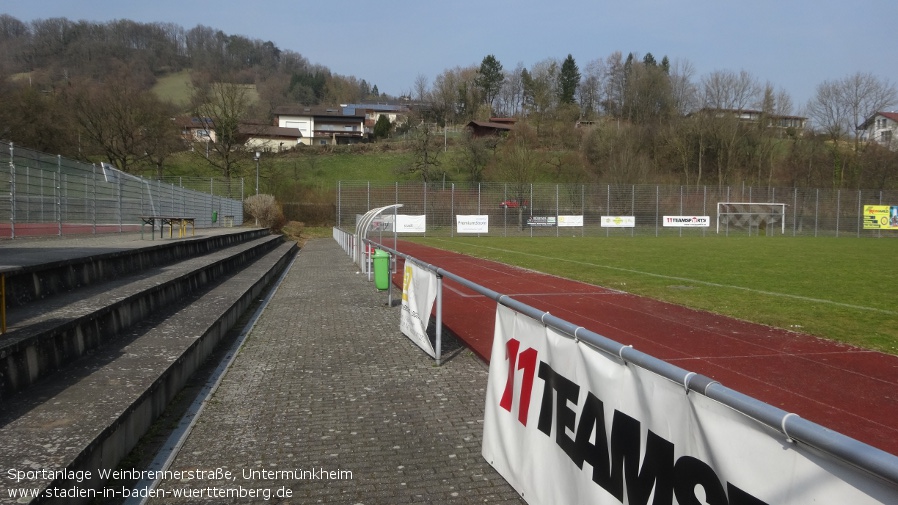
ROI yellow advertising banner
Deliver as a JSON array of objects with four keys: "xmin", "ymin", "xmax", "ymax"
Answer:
[{"xmin": 862, "ymin": 205, "xmax": 898, "ymax": 229}]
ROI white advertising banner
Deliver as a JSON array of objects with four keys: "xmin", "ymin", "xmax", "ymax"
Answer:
[
  {"xmin": 558, "ymin": 215, "xmax": 584, "ymax": 227},
  {"xmin": 456, "ymin": 215, "xmax": 489, "ymax": 234},
  {"xmin": 601, "ymin": 216, "xmax": 636, "ymax": 228},
  {"xmin": 396, "ymin": 214, "xmax": 426, "ymax": 233},
  {"xmin": 663, "ymin": 215, "xmax": 710, "ymax": 227},
  {"xmin": 482, "ymin": 304, "xmax": 896, "ymax": 505},
  {"xmin": 399, "ymin": 260, "xmax": 437, "ymax": 358}
]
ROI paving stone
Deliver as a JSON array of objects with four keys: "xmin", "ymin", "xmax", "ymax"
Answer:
[{"xmin": 150, "ymin": 238, "xmax": 524, "ymax": 504}]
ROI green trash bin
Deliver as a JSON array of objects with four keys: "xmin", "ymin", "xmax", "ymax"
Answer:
[{"xmin": 373, "ymin": 249, "xmax": 390, "ymax": 291}]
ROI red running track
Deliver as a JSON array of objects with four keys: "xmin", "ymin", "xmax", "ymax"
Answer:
[{"xmin": 390, "ymin": 241, "xmax": 898, "ymax": 457}]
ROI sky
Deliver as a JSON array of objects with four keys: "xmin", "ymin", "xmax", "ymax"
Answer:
[{"xmin": 3, "ymin": 0, "xmax": 897, "ymax": 113}]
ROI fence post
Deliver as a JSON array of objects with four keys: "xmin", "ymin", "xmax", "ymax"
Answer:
[
  {"xmin": 451, "ymin": 183, "xmax": 455, "ymax": 238},
  {"xmin": 815, "ymin": 188, "xmax": 819, "ymax": 237},
  {"xmin": 655, "ymin": 185, "xmax": 659, "ymax": 237},
  {"xmin": 56, "ymin": 155, "xmax": 62, "ymax": 236},
  {"xmin": 337, "ymin": 181, "xmax": 341, "ymax": 228},
  {"xmin": 92, "ymin": 164, "xmax": 97, "ymax": 234},
  {"xmin": 856, "ymin": 190, "xmax": 862, "ymax": 238},
  {"xmin": 555, "ymin": 184, "xmax": 559, "ymax": 238},
  {"xmin": 8, "ymin": 143, "xmax": 15, "ymax": 239},
  {"xmin": 836, "ymin": 189, "xmax": 841, "ymax": 237}
]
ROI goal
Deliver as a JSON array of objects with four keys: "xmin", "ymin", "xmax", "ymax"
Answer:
[{"xmin": 716, "ymin": 202, "xmax": 787, "ymax": 235}]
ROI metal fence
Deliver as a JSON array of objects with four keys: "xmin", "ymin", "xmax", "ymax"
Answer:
[
  {"xmin": 336, "ymin": 181, "xmax": 898, "ymax": 238},
  {"xmin": 1, "ymin": 141, "xmax": 244, "ymax": 239}
]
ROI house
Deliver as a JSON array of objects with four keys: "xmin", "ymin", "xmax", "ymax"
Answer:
[
  {"xmin": 693, "ymin": 108, "xmax": 807, "ymax": 132},
  {"xmin": 175, "ymin": 116, "xmax": 217, "ymax": 143},
  {"xmin": 859, "ymin": 112, "xmax": 898, "ymax": 149},
  {"xmin": 466, "ymin": 118, "xmax": 516, "ymax": 138},
  {"xmin": 340, "ymin": 103, "xmax": 410, "ymax": 132},
  {"xmin": 272, "ymin": 105, "xmax": 367, "ymax": 145},
  {"xmin": 238, "ymin": 123, "xmax": 302, "ymax": 152}
]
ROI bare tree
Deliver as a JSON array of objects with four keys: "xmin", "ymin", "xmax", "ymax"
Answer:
[
  {"xmin": 807, "ymin": 72, "xmax": 897, "ymax": 145},
  {"xmin": 577, "ymin": 58, "xmax": 605, "ymax": 119},
  {"xmin": 413, "ymin": 73, "xmax": 429, "ymax": 104},
  {"xmin": 67, "ymin": 68, "xmax": 177, "ymax": 173},
  {"xmin": 806, "ymin": 72, "xmax": 897, "ymax": 187},
  {"xmin": 190, "ymin": 80, "xmax": 253, "ymax": 183}
]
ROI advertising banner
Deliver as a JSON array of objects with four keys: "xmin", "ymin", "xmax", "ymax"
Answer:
[
  {"xmin": 396, "ymin": 214, "xmax": 427, "ymax": 233},
  {"xmin": 557, "ymin": 215, "xmax": 584, "ymax": 227},
  {"xmin": 663, "ymin": 215, "xmax": 710, "ymax": 227},
  {"xmin": 456, "ymin": 215, "xmax": 489, "ymax": 234},
  {"xmin": 399, "ymin": 260, "xmax": 437, "ymax": 358},
  {"xmin": 482, "ymin": 304, "xmax": 895, "ymax": 505},
  {"xmin": 601, "ymin": 216, "xmax": 635, "ymax": 228},
  {"xmin": 527, "ymin": 216, "xmax": 557, "ymax": 227},
  {"xmin": 863, "ymin": 205, "xmax": 898, "ymax": 229}
]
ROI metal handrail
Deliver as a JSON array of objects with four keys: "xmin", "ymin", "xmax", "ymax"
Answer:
[{"xmin": 362, "ymin": 235, "xmax": 898, "ymax": 487}]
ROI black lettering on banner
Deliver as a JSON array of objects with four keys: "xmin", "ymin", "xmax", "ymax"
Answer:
[
  {"xmin": 531, "ymin": 361, "xmax": 768, "ymax": 505},
  {"xmin": 673, "ymin": 456, "xmax": 728, "ymax": 505},
  {"xmin": 536, "ymin": 362, "xmax": 581, "ymax": 460}
]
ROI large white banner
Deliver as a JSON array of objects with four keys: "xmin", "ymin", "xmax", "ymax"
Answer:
[
  {"xmin": 396, "ymin": 214, "xmax": 426, "ymax": 233},
  {"xmin": 456, "ymin": 215, "xmax": 489, "ymax": 233},
  {"xmin": 601, "ymin": 216, "xmax": 635, "ymax": 227},
  {"xmin": 558, "ymin": 215, "xmax": 584, "ymax": 227},
  {"xmin": 663, "ymin": 215, "xmax": 710, "ymax": 227},
  {"xmin": 399, "ymin": 260, "xmax": 437, "ymax": 358},
  {"xmin": 482, "ymin": 304, "xmax": 896, "ymax": 505}
]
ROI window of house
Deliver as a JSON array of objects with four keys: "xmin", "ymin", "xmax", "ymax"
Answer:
[{"xmin": 882, "ymin": 130, "xmax": 892, "ymax": 144}]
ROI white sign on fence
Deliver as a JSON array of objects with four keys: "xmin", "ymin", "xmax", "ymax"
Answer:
[
  {"xmin": 601, "ymin": 216, "xmax": 635, "ymax": 228},
  {"xmin": 399, "ymin": 260, "xmax": 437, "ymax": 358},
  {"xmin": 456, "ymin": 215, "xmax": 489, "ymax": 233},
  {"xmin": 663, "ymin": 215, "xmax": 710, "ymax": 227},
  {"xmin": 396, "ymin": 214, "xmax": 426, "ymax": 233},
  {"xmin": 482, "ymin": 304, "xmax": 896, "ymax": 505},
  {"xmin": 558, "ymin": 215, "xmax": 584, "ymax": 227}
]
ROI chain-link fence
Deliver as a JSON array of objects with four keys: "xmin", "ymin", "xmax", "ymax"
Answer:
[
  {"xmin": 1, "ymin": 141, "xmax": 245, "ymax": 238},
  {"xmin": 336, "ymin": 181, "xmax": 898, "ymax": 238}
]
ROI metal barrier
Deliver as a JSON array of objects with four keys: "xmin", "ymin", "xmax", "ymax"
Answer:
[
  {"xmin": 333, "ymin": 225, "xmax": 898, "ymax": 488},
  {"xmin": 1, "ymin": 141, "xmax": 244, "ymax": 238}
]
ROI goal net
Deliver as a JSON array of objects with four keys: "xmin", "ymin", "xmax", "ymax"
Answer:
[{"xmin": 716, "ymin": 202, "xmax": 787, "ymax": 234}]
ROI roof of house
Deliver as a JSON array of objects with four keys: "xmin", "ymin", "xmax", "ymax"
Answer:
[
  {"xmin": 466, "ymin": 120, "xmax": 515, "ymax": 131},
  {"xmin": 238, "ymin": 124, "xmax": 302, "ymax": 139},
  {"xmin": 859, "ymin": 111, "xmax": 898, "ymax": 129},
  {"xmin": 272, "ymin": 105, "xmax": 365, "ymax": 118}
]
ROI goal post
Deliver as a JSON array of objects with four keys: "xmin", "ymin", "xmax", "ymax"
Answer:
[{"xmin": 716, "ymin": 202, "xmax": 787, "ymax": 235}]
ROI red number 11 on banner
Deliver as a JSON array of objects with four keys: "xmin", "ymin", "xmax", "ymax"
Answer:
[{"xmin": 499, "ymin": 338, "xmax": 538, "ymax": 426}]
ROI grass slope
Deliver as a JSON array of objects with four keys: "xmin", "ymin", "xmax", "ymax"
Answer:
[{"xmin": 408, "ymin": 235, "xmax": 898, "ymax": 354}]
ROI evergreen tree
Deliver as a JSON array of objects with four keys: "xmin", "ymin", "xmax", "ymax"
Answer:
[
  {"xmin": 373, "ymin": 114, "xmax": 392, "ymax": 139},
  {"xmin": 475, "ymin": 54, "xmax": 504, "ymax": 113},
  {"xmin": 558, "ymin": 54, "xmax": 580, "ymax": 105}
]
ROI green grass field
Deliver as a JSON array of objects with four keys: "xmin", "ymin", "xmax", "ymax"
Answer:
[{"xmin": 406, "ymin": 235, "xmax": 898, "ymax": 355}]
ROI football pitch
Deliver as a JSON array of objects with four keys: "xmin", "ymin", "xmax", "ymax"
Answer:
[{"xmin": 408, "ymin": 235, "xmax": 898, "ymax": 355}]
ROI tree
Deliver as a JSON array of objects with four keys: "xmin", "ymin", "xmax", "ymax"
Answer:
[
  {"xmin": 67, "ymin": 67, "xmax": 177, "ymax": 173},
  {"xmin": 558, "ymin": 54, "xmax": 580, "ymax": 105},
  {"xmin": 373, "ymin": 114, "xmax": 392, "ymax": 139},
  {"xmin": 495, "ymin": 123, "xmax": 541, "ymax": 229},
  {"xmin": 190, "ymin": 80, "xmax": 253, "ymax": 184},
  {"xmin": 806, "ymin": 72, "xmax": 897, "ymax": 187},
  {"xmin": 475, "ymin": 54, "xmax": 504, "ymax": 114},
  {"xmin": 458, "ymin": 129, "xmax": 498, "ymax": 184},
  {"xmin": 403, "ymin": 121, "xmax": 441, "ymax": 182}
]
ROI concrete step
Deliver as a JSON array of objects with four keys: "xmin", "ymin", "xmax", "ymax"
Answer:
[
  {"xmin": 0, "ymin": 240, "xmax": 297, "ymax": 504},
  {"xmin": 0, "ymin": 233, "xmax": 284, "ymax": 399},
  {"xmin": 2, "ymin": 229, "xmax": 271, "ymax": 309}
]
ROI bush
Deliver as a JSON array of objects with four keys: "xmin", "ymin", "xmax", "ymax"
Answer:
[{"xmin": 244, "ymin": 194, "xmax": 286, "ymax": 231}]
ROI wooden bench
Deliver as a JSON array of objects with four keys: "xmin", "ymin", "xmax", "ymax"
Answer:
[{"xmin": 140, "ymin": 216, "xmax": 196, "ymax": 240}]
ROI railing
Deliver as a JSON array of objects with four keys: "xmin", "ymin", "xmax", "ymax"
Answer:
[
  {"xmin": 333, "ymin": 225, "xmax": 898, "ymax": 489},
  {"xmin": 1, "ymin": 141, "xmax": 244, "ymax": 239}
]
